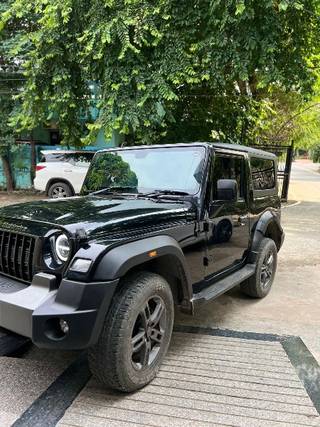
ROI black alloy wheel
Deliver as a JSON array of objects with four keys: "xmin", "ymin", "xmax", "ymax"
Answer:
[
  {"xmin": 131, "ymin": 295, "xmax": 166, "ymax": 370},
  {"xmin": 241, "ymin": 237, "xmax": 278, "ymax": 298},
  {"xmin": 260, "ymin": 250, "xmax": 275, "ymax": 289}
]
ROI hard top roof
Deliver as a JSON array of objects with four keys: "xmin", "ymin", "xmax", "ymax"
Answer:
[
  {"xmin": 210, "ymin": 142, "xmax": 276, "ymax": 158},
  {"xmin": 97, "ymin": 142, "xmax": 276, "ymax": 159}
]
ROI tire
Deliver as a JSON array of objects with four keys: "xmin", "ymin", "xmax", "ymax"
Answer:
[
  {"xmin": 88, "ymin": 272, "xmax": 174, "ymax": 392},
  {"xmin": 241, "ymin": 237, "xmax": 277, "ymax": 298},
  {"xmin": 213, "ymin": 219, "xmax": 233, "ymax": 243},
  {"xmin": 48, "ymin": 182, "xmax": 73, "ymax": 198}
]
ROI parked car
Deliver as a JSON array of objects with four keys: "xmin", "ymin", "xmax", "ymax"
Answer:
[
  {"xmin": 0, "ymin": 143, "xmax": 284, "ymax": 392},
  {"xmin": 34, "ymin": 150, "xmax": 95, "ymax": 198}
]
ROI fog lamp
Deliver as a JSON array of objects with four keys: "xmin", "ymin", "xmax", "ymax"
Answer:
[
  {"xmin": 59, "ymin": 319, "xmax": 69, "ymax": 335},
  {"xmin": 69, "ymin": 258, "xmax": 92, "ymax": 274}
]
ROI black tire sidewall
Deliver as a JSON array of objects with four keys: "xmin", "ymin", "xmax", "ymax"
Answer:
[
  {"xmin": 254, "ymin": 238, "xmax": 278, "ymax": 297},
  {"xmin": 118, "ymin": 276, "xmax": 174, "ymax": 389},
  {"xmin": 89, "ymin": 272, "xmax": 174, "ymax": 392}
]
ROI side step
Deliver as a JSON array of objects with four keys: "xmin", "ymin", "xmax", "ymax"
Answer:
[{"xmin": 192, "ymin": 264, "xmax": 256, "ymax": 307}]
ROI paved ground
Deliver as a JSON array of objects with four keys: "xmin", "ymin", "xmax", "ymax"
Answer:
[
  {"xmin": 59, "ymin": 332, "xmax": 320, "ymax": 427},
  {"xmin": 289, "ymin": 160, "xmax": 320, "ymax": 203},
  {"xmin": 0, "ymin": 356, "xmax": 69, "ymax": 426}
]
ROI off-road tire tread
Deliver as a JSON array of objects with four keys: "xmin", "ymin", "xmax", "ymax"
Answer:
[
  {"xmin": 88, "ymin": 271, "xmax": 173, "ymax": 392},
  {"xmin": 241, "ymin": 237, "xmax": 277, "ymax": 298}
]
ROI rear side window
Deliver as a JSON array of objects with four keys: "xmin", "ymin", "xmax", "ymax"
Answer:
[
  {"xmin": 250, "ymin": 157, "xmax": 276, "ymax": 190},
  {"xmin": 40, "ymin": 152, "xmax": 94, "ymax": 164},
  {"xmin": 41, "ymin": 153, "xmax": 66, "ymax": 163}
]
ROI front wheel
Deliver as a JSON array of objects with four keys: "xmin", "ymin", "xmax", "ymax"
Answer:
[
  {"xmin": 241, "ymin": 237, "xmax": 277, "ymax": 298},
  {"xmin": 89, "ymin": 272, "xmax": 174, "ymax": 392}
]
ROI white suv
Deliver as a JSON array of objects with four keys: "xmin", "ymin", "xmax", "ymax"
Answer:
[{"xmin": 34, "ymin": 150, "xmax": 95, "ymax": 198}]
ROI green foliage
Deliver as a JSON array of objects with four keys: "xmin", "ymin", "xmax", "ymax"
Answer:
[
  {"xmin": 311, "ymin": 144, "xmax": 320, "ymax": 162},
  {"xmin": 293, "ymin": 77, "xmax": 320, "ymax": 150},
  {"xmin": 1, "ymin": 0, "xmax": 320, "ymax": 145},
  {"xmin": 0, "ymin": 0, "xmax": 23, "ymax": 156},
  {"xmin": 82, "ymin": 152, "xmax": 138, "ymax": 192}
]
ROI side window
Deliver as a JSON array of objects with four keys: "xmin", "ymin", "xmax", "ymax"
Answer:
[
  {"xmin": 43, "ymin": 153, "xmax": 66, "ymax": 163},
  {"xmin": 68, "ymin": 152, "xmax": 94, "ymax": 166},
  {"xmin": 250, "ymin": 157, "xmax": 275, "ymax": 190},
  {"xmin": 211, "ymin": 155, "xmax": 245, "ymax": 199}
]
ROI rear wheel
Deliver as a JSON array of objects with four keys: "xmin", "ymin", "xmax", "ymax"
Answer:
[
  {"xmin": 241, "ymin": 237, "xmax": 277, "ymax": 298},
  {"xmin": 88, "ymin": 272, "xmax": 174, "ymax": 392},
  {"xmin": 48, "ymin": 182, "xmax": 73, "ymax": 198}
]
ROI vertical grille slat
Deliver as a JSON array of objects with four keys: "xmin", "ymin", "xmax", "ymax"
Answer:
[
  {"xmin": 27, "ymin": 237, "xmax": 34, "ymax": 281},
  {"xmin": 0, "ymin": 230, "xmax": 35, "ymax": 283},
  {"xmin": 13, "ymin": 234, "xmax": 20, "ymax": 278},
  {"xmin": 19, "ymin": 235, "xmax": 25, "ymax": 279},
  {"xmin": 21, "ymin": 235, "xmax": 28, "ymax": 282},
  {"xmin": 3, "ymin": 232, "xmax": 10, "ymax": 274},
  {"xmin": 8, "ymin": 233, "xmax": 15, "ymax": 276}
]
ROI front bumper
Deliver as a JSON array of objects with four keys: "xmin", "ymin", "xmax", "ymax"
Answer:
[{"xmin": 0, "ymin": 273, "xmax": 119, "ymax": 349}]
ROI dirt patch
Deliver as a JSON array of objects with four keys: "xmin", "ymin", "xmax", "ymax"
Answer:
[{"xmin": 0, "ymin": 192, "xmax": 45, "ymax": 208}]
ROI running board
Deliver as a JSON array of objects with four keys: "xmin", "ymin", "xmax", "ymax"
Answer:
[{"xmin": 192, "ymin": 264, "xmax": 256, "ymax": 307}]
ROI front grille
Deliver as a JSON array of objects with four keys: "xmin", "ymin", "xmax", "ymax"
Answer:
[{"xmin": 0, "ymin": 230, "xmax": 36, "ymax": 282}]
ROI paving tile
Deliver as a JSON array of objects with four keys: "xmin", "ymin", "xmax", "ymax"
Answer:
[
  {"xmin": 0, "ymin": 356, "xmax": 68, "ymax": 426},
  {"xmin": 59, "ymin": 332, "xmax": 320, "ymax": 427}
]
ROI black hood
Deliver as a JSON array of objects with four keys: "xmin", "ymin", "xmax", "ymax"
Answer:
[{"xmin": 0, "ymin": 196, "xmax": 193, "ymax": 241}]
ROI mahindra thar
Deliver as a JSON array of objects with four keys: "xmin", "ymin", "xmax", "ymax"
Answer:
[{"xmin": 0, "ymin": 143, "xmax": 284, "ymax": 391}]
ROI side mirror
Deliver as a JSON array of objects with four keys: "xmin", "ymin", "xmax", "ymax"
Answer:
[{"xmin": 217, "ymin": 179, "xmax": 238, "ymax": 202}]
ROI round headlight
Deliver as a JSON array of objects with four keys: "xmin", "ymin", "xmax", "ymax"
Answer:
[{"xmin": 55, "ymin": 234, "xmax": 71, "ymax": 262}]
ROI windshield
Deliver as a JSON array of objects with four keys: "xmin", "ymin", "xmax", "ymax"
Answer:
[{"xmin": 82, "ymin": 146, "xmax": 206, "ymax": 196}]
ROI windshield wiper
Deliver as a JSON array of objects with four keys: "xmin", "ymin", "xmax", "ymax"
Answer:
[
  {"xmin": 91, "ymin": 186, "xmax": 139, "ymax": 196},
  {"xmin": 141, "ymin": 189, "xmax": 190, "ymax": 198}
]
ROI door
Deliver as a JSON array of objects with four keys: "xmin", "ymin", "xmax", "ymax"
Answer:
[{"xmin": 205, "ymin": 152, "xmax": 250, "ymax": 278}]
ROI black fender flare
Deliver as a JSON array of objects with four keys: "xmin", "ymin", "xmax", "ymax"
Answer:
[
  {"xmin": 93, "ymin": 235, "xmax": 193, "ymax": 307},
  {"xmin": 249, "ymin": 210, "xmax": 284, "ymax": 263}
]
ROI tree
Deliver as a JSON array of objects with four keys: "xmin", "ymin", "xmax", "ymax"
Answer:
[
  {"xmin": 294, "ymin": 77, "xmax": 320, "ymax": 154},
  {"xmin": 2, "ymin": 0, "xmax": 319, "ymax": 146},
  {"xmin": 0, "ymin": 70, "xmax": 16, "ymax": 191},
  {"xmin": 0, "ymin": 0, "xmax": 34, "ymax": 190},
  {"xmin": 0, "ymin": 0, "xmax": 20, "ymax": 190}
]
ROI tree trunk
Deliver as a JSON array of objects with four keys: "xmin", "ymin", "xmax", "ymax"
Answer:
[
  {"xmin": 30, "ymin": 132, "xmax": 36, "ymax": 185},
  {"xmin": 1, "ymin": 154, "xmax": 14, "ymax": 192}
]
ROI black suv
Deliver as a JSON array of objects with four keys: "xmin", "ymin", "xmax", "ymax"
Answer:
[{"xmin": 0, "ymin": 143, "xmax": 284, "ymax": 392}]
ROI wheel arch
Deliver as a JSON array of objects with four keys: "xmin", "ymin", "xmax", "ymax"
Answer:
[
  {"xmin": 93, "ymin": 235, "xmax": 193, "ymax": 313},
  {"xmin": 46, "ymin": 178, "xmax": 75, "ymax": 196},
  {"xmin": 249, "ymin": 210, "xmax": 284, "ymax": 263}
]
